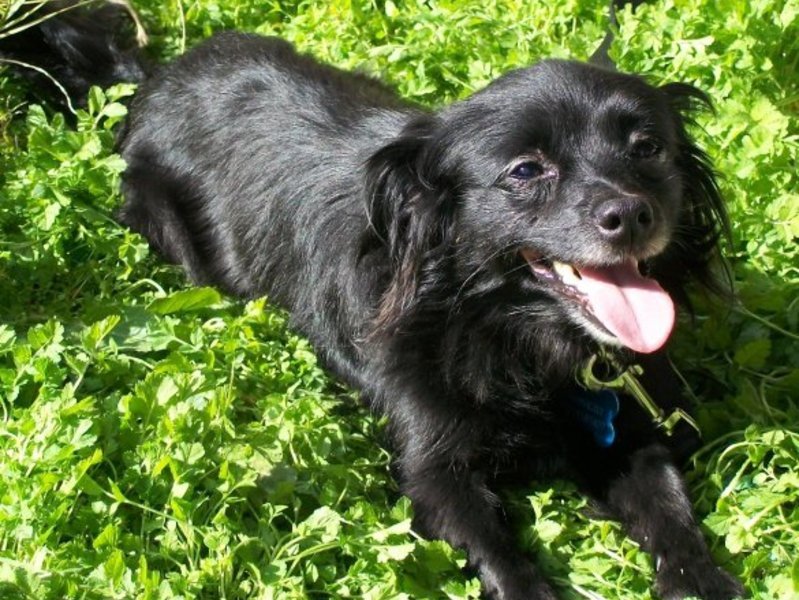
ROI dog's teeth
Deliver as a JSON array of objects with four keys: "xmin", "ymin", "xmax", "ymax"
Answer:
[{"xmin": 552, "ymin": 261, "xmax": 580, "ymax": 285}]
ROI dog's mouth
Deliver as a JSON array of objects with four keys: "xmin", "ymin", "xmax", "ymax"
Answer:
[{"xmin": 521, "ymin": 250, "xmax": 675, "ymax": 354}]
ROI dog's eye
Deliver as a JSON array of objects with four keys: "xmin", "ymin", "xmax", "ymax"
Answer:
[
  {"xmin": 630, "ymin": 139, "xmax": 662, "ymax": 159},
  {"xmin": 509, "ymin": 161, "xmax": 545, "ymax": 180}
]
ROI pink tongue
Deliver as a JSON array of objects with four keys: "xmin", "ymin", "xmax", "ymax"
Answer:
[{"xmin": 574, "ymin": 260, "xmax": 675, "ymax": 353}]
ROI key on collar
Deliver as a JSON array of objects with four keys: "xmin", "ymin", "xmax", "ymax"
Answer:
[{"xmin": 579, "ymin": 354, "xmax": 701, "ymax": 437}]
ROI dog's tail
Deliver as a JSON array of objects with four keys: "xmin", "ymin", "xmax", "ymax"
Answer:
[
  {"xmin": 0, "ymin": 1, "xmax": 148, "ymax": 108},
  {"xmin": 589, "ymin": 0, "xmax": 647, "ymax": 69}
]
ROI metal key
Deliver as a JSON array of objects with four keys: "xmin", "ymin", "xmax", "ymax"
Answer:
[{"xmin": 579, "ymin": 354, "xmax": 701, "ymax": 437}]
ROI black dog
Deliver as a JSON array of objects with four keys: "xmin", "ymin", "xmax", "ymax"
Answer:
[{"xmin": 2, "ymin": 3, "xmax": 745, "ymax": 599}]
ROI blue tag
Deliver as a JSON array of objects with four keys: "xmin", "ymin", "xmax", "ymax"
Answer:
[{"xmin": 569, "ymin": 389, "xmax": 620, "ymax": 447}]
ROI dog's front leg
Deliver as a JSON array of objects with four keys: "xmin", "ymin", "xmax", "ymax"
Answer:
[
  {"xmin": 398, "ymin": 455, "xmax": 557, "ymax": 600},
  {"xmin": 600, "ymin": 444, "xmax": 744, "ymax": 600}
]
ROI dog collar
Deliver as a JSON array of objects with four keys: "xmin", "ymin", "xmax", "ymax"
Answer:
[{"xmin": 574, "ymin": 353, "xmax": 701, "ymax": 442}]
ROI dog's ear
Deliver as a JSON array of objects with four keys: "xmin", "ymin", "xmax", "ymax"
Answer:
[
  {"xmin": 653, "ymin": 82, "xmax": 732, "ymax": 307},
  {"xmin": 362, "ymin": 116, "xmax": 456, "ymax": 335}
]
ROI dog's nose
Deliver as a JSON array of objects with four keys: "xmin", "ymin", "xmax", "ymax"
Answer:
[{"xmin": 593, "ymin": 198, "xmax": 654, "ymax": 245}]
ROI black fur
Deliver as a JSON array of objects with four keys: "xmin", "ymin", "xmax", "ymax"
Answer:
[
  {"xmin": 0, "ymin": 2, "xmax": 145, "ymax": 107},
  {"xmin": 2, "ymin": 5, "xmax": 745, "ymax": 599}
]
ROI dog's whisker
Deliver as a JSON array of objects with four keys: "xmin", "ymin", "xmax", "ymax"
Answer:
[{"xmin": 450, "ymin": 242, "xmax": 518, "ymax": 303}]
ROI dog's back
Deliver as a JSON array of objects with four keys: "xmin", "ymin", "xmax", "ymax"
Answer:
[
  {"xmin": 116, "ymin": 32, "xmax": 422, "ymax": 388},
  {"xmin": 120, "ymin": 34, "xmax": 398, "ymax": 288}
]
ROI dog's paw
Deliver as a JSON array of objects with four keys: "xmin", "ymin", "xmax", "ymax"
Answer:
[
  {"xmin": 655, "ymin": 557, "xmax": 745, "ymax": 600},
  {"xmin": 485, "ymin": 580, "xmax": 558, "ymax": 600},
  {"xmin": 526, "ymin": 580, "xmax": 559, "ymax": 600},
  {"xmin": 480, "ymin": 563, "xmax": 559, "ymax": 600}
]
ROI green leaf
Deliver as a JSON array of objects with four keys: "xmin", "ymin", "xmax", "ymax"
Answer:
[
  {"xmin": 0, "ymin": 325, "xmax": 16, "ymax": 353},
  {"xmin": 301, "ymin": 506, "xmax": 341, "ymax": 542},
  {"xmin": 733, "ymin": 338, "xmax": 771, "ymax": 369},
  {"xmin": 108, "ymin": 481, "xmax": 127, "ymax": 503},
  {"xmin": 100, "ymin": 102, "xmax": 128, "ymax": 121},
  {"xmin": 87, "ymin": 87, "xmax": 107, "ymax": 117},
  {"xmin": 82, "ymin": 315, "xmax": 121, "ymax": 351},
  {"xmin": 104, "ymin": 549, "xmax": 125, "ymax": 585},
  {"xmin": 148, "ymin": 287, "xmax": 223, "ymax": 314},
  {"xmin": 93, "ymin": 523, "xmax": 119, "ymax": 550}
]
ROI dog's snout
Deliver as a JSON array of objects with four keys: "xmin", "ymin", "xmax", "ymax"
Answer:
[{"xmin": 593, "ymin": 198, "xmax": 654, "ymax": 245}]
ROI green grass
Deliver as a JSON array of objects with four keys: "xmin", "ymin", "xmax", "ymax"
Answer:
[{"xmin": 0, "ymin": 0, "xmax": 798, "ymax": 598}]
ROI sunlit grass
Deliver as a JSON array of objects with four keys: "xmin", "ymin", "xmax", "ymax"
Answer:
[{"xmin": 0, "ymin": 1, "xmax": 797, "ymax": 598}]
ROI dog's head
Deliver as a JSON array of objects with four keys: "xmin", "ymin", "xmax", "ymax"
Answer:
[{"xmin": 365, "ymin": 60, "xmax": 726, "ymax": 355}]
